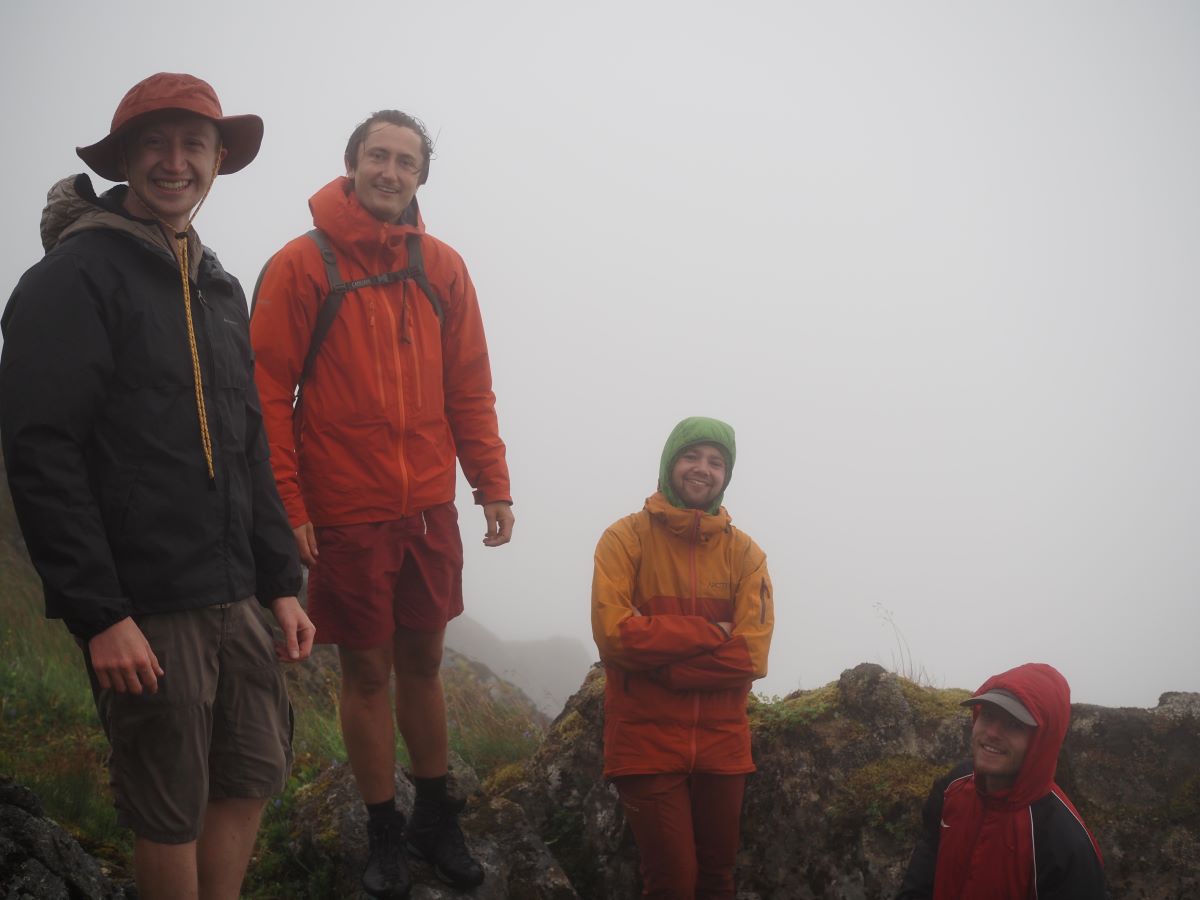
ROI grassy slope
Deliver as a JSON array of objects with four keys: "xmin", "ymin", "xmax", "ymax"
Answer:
[{"xmin": 0, "ymin": 467, "xmax": 130, "ymax": 874}]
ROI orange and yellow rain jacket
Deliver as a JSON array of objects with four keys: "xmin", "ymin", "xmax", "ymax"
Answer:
[
  {"xmin": 592, "ymin": 491, "xmax": 774, "ymax": 777},
  {"xmin": 250, "ymin": 178, "xmax": 510, "ymax": 527}
]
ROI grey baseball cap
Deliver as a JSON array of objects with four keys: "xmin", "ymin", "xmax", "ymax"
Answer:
[{"xmin": 962, "ymin": 688, "xmax": 1037, "ymax": 727}]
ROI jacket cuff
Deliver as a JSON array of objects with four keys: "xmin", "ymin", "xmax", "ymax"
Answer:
[
  {"xmin": 473, "ymin": 489, "xmax": 513, "ymax": 506},
  {"xmin": 63, "ymin": 603, "xmax": 133, "ymax": 641},
  {"xmin": 283, "ymin": 494, "xmax": 310, "ymax": 529},
  {"xmin": 256, "ymin": 573, "xmax": 304, "ymax": 607}
]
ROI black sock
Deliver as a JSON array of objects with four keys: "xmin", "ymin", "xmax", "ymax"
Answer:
[
  {"xmin": 413, "ymin": 775, "xmax": 447, "ymax": 808},
  {"xmin": 366, "ymin": 797, "xmax": 397, "ymax": 823}
]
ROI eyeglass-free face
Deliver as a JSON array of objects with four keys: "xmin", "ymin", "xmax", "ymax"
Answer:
[{"xmin": 346, "ymin": 122, "xmax": 424, "ymax": 223}]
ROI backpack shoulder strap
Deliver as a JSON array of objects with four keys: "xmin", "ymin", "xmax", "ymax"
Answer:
[
  {"xmin": 291, "ymin": 229, "xmax": 445, "ymax": 394},
  {"xmin": 248, "ymin": 253, "xmax": 275, "ymax": 319},
  {"xmin": 299, "ymin": 228, "xmax": 348, "ymax": 387},
  {"xmin": 405, "ymin": 233, "xmax": 444, "ymax": 326}
]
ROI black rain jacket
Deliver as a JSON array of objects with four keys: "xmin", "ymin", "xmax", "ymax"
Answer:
[{"xmin": 0, "ymin": 175, "xmax": 301, "ymax": 638}]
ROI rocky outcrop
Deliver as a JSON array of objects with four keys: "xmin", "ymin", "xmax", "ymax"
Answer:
[
  {"xmin": 0, "ymin": 777, "xmax": 130, "ymax": 900},
  {"xmin": 285, "ymin": 755, "xmax": 578, "ymax": 899},
  {"xmin": 5, "ymin": 662, "xmax": 1198, "ymax": 898},
  {"xmin": 497, "ymin": 663, "xmax": 1200, "ymax": 900}
]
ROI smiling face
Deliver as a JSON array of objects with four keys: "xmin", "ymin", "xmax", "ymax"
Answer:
[
  {"xmin": 669, "ymin": 442, "xmax": 728, "ymax": 511},
  {"xmin": 346, "ymin": 122, "xmax": 424, "ymax": 223},
  {"xmin": 971, "ymin": 701, "xmax": 1036, "ymax": 792},
  {"xmin": 120, "ymin": 113, "xmax": 225, "ymax": 232}
]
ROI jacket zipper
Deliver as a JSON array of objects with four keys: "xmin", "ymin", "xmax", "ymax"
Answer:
[
  {"xmin": 376, "ymin": 283, "xmax": 411, "ymax": 512},
  {"xmin": 688, "ymin": 509, "xmax": 701, "ymax": 773}
]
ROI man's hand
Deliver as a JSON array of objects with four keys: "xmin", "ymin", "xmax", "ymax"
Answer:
[
  {"xmin": 482, "ymin": 501, "xmax": 515, "ymax": 547},
  {"xmin": 88, "ymin": 617, "xmax": 163, "ymax": 695},
  {"xmin": 270, "ymin": 596, "xmax": 315, "ymax": 662},
  {"xmin": 294, "ymin": 522, "xmax": 318, "ymax": 567}
]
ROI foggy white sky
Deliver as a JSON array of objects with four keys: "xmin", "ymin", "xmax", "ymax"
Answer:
[{"xmin": 2, "ymin": 1, "xmax": 1198, "ymax": 708}]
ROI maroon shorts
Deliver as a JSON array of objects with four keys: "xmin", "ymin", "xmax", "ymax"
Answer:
[{"xmin": 307, "ymin": 502, "xmax": 464, "ymax": 648}]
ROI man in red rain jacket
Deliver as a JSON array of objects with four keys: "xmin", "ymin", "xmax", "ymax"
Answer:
[
  {"xmin": 896, "ymin": 662, "xmax": 1106, "ymax": 899},
  {"xmin": 252, "ymin": 110, "xmax": 512, "ymax": 898}
]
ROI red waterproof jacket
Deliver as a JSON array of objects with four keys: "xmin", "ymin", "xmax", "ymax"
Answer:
[
  {"xmin": 251, "ymin": 178, "xmax": 510, "ymax": 527},
  {"xmin": 591, "ymin": 492, "xmax": 774, "ymax": 777},
  {"xmin": 922, "ymin": 664, "xmax": 1105, "ymax": 900}
]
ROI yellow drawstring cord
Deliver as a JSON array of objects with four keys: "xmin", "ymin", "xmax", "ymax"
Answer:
[
  {"xmin": 125, "ymin": 144, "xmax": 224, "ymax": 481},
  {"xmin": 176, "ymin": 233, "xmax": 215, "ymax": 479}
]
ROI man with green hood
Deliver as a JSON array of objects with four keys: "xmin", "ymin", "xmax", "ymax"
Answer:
[{"xmin": 591, "ymin": 417, "xmax": 775, "ymax": 899}]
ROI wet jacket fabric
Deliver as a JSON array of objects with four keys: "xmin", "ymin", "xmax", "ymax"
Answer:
[
  {"xmin": 896, "ymin": 664, "xmax": 1106, "ymax": 900},
  {"xmin": 591, "ymin": 491, "xmax": 774, "ymax": 777},
  {"xmin": 249, "ymin": 177, "xmax": 510, "ymax": 528},
  {"xmin": 0, "ymin": 175, "xmax": 302, "ymax": 638}
]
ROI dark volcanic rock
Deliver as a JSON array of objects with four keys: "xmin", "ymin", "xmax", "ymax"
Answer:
[
  {"xmin": 287, "ymin": 756, "xmax": 577, "ymax": 899},
  {"xmin": 0, "ymin": 777, "xmax": 130, "ymax": 900},
  {"xmin": 499, "ymin": 662, "xmax": 1200, "ymax": 900},
  {"xmin": 489, "ymin": 665, "xmax": 636, "ymax": 900}
]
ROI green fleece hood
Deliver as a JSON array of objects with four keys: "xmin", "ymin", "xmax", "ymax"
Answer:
[{"xmin": 658, "ymin": 417, "xmax": 736, "ymax": 513}]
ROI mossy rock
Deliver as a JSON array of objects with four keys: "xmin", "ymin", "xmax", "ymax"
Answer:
[
  {"xmin": 484, "ymin": 760, "xmax": 529, "ymax": 796},
  {"xmin": 834, "ymin": 754, "xmax": 944, "ymax": 840},
  {"xmin": 896, "ymin": 679, "xmax": 972, "ymax": 725},
  {"xmin": 748, "ymin": 683, "xmax": 840, "ymax": 734},
  {"xmin": 554, "ymin": 709, "xmax": 588, "ymax": 742}
]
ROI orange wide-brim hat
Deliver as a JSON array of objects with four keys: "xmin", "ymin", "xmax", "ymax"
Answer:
[{"xmin": 77, "ymin": 72, "xmax": 263, "ymax": 182}]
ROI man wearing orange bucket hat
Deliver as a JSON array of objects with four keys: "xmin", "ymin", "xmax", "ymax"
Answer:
[{"xmin": 0, "ymin": 73, "xmax": 312, "ymax": 900}]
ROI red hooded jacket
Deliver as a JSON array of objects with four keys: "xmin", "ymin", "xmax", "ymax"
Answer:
[
  {"xmin": 897, "ymin": 663, "xmax": 1106, "ymax": 900},
  {"xmin": 250, "ymin": 178, "xmax": 510, "ymax": 527}
]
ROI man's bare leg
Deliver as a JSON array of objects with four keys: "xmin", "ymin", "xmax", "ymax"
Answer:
[
  {"xmin": 394, "ymin": 626, "xmax": 481, "ymax": 887},
  {"xmin": 134, "ymin": 838, "xmax": 198, "ymax": 900},
  {"xmin": 393, "ymin": 627, "xmax": 448, "ymax": 776},
  {"xmin": 341, "ymin": 643, "xmax": 412, "ymax": 896},
  {"xmin": 196, "ymin": 797, "xmax": 267, "ymax": 900},
  {"xmin": 339, "ymin": 644, "xmax": 400, "ymax": 802}
]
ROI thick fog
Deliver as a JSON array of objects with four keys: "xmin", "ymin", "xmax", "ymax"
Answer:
[{"xmin": 2, "ymin": 1, "xmax": 1197, "ymax": 707}]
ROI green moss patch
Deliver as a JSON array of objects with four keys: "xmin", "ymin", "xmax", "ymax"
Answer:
[
  {"xmin": 834, "ymin": 755, "xmax": 943, "ymax": 840},
  {"xmin": 897, "ymin": 678, "xmax": 973, "ymax": 725},
  {"xmin": 749, "ymin": 684, "xmax": 840, "ymax": 734}
]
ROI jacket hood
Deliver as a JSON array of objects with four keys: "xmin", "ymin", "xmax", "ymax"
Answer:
[
  {"xmin": 308, "ymin": 176, "xmax": 425, "ymax": 262},
  {"xmin": 658, "ymin": 417, "xmax": 736, "ymax": 514},
  {"xmin": 972, "ymin": 662, "xmax": 1071, "ymax": 808},
  {"xmin": 40, "ymin": 174, "xmax": 202, "ymax": 278}
]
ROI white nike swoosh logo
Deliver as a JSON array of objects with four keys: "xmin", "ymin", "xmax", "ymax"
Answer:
[{"xmin": 941, "ymin": 819, "xmax": 950, "ymax": 828}]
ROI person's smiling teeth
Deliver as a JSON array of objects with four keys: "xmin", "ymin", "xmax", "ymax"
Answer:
[{"xmin": 155, "ymin": 180, "xmax": 189, "ymax": 190}]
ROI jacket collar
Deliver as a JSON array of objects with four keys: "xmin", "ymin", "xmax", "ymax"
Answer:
[
  {"xmin": 42, "ymin": 174, "xmax": 205, "ymax": 280},
  {"xmin": 644, "ymin": 491, "xmax": 731, "ymax": 542},
  {"xmin": 308, "ymin": 176, "xmax": 425, "ymax": 266}
]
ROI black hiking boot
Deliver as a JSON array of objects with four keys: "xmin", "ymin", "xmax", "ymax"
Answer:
[
  {"xmin": 406, "ymin": 795, "xmax": 485, "ymax": 889},
  {"xmin": 362, "ymin": 809, "xmax": 412, "ymax": 898}
]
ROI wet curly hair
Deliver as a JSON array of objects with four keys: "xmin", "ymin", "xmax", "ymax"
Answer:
[{"xmin": 344, "ymin": 110, "xmax": 433, "ymax": 185}]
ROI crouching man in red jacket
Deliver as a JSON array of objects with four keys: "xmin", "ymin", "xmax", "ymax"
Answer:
[{"xmin": 896, "ymin": 663, "xmax": 1106, "ymax": 900}]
